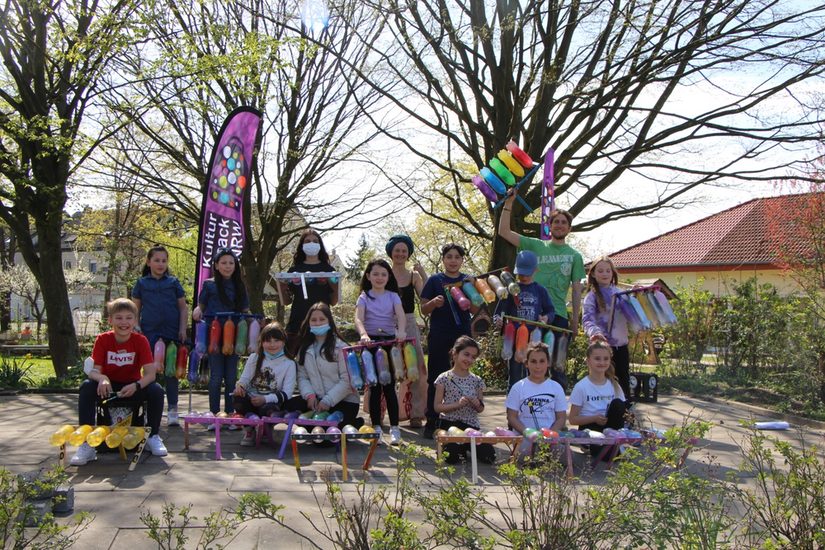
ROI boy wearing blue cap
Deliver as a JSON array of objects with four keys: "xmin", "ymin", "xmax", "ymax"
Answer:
[{"xmin": 494, "ymin": 250, "xmax": 555, "ymax": 390}]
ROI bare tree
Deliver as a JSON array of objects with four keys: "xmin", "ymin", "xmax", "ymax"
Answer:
[
  {"xmin": 0, "ymin": 0, "xmax": 138, "ymax": 376},
  {"xmin": 95, "ymin": 0, "xmax": 404, "ymax": 313},
  {"xmin": 352, "ymin": 0, "xmax": 825, "ymax": 269}
]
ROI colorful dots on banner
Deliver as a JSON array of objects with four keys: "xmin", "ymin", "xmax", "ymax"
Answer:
[{"xmin": 210, "ymin": 140, "xmax": 248, "ymax": 211}]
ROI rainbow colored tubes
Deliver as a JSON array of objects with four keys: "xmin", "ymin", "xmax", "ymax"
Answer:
[
  {"xmin": 497, "ymin": 149, "xmax": 525, "ymax": 177},
  {"xmin": 473, "ymin": 278, "xmax": 496, "ymax": 303},
  {"xmin": 390, "ymin": 345, "xmax": 405, "ymax": 381},
  {"xmin": 530, "ymin": 327, "xmax": 542, "ymax": 344},
  {"xmin": 208, "ymin": 318, "xmax": 221, "ymax": 354},
  {"xmin": 489, "ymin": 157, "xmax": 516, "ymax": 186},
  {"xmin": 403, "ymin": 343, "xmax": 419, "ymax": 382},
  {"xmin": 449, "ymin": 286, "xmax": 471, "ymax": 311},
  {"xmin": 480, "ymin": 167, "xmax": 506, "ymax": 194},
  {"xmin": 176, "ymin": 345, "xmax": 188, "ymax": 379},
  {"xmin": 153, "ymin": 339, "xmax": 165, "ymax": 368},
  {"xmin": 487, "ymin": 274, "xmax": 508, "ymax": 299},
  {"xmin": 506, "ymin": 139, "xmax": 533, "ymax": 168},
  {"xmin": 195, "ymin": 321, "xmax": 207, "ymax": 354},
  {"xmin": 499, "ymin": 271, "xmax": 520, "ymax": 296},
  {"xmin": 164, "ymin": 340, "xmax": 177, "ymax": 377},
  {"xmin": 501, "ymin": 321, "xmax": 515, "ymax": 360},
  {"xmin": 472, "ymin": 175, "xmax": 498, "ymax": 203},
  {"xmin": 515, "ymin": 323, "xmax": 529, "ymax": 355},
  {"xmin": 361, "ymin": 349, "xmax": 378, "ymax": 386},
  {"xmin": 375, "ymin": 348, "xmax": 391, "ymax": 385},
  {"xmin": 345, "ymin": 350, "xmax": 364, "ymax": 391},
  {"xmin": 462, "ymin": 281, "xmax": 484, "ymax": 307},
  {"xmin": 247, "ymin": 319, "xmax": 261, "ymax": 354},
  {"xmin": 222, "ymin": 318, "xmax": 236, "ymax": 355},
  {"xmin": 234, "ymin": 318, "xmax": 248, "ymax": 355}
]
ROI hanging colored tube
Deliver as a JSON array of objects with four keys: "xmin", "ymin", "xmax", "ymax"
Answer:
[
  {"xmin": 543, "ymin": 329, "xmax": 555, "ymax": 350},
  {"xmin": 461, "ymin": 281, "xmax": 484, "ymax": 307},
  {"xmin": 390, "ymin": 345, "xmax": 405, "ymax": 381},
  {"xmin": 653, "ymin": 290, "xmax": 678, "ymax": 324},
  {"xmin": 153, "ymin": 339, "xmax": 166, "ymax": 369},
  {"xmin": 164, "ymin": 340, "xmax": 177, "ymax": 377},
  {"xmin": 247, "ymin": 319, "xmax": 261, "ymax": 354},
  {"xmin": 361, "ymin": 349, "xmax": 378, "ymax": 386},
  {"xmin": 530, "ymin": 326, "xmax": 542, "ymax": 344},
  {"xmin": 222, "ymin": 318, "xmax": 236, "ymax": 355},
  {"xmin": 449, "ymin": 286, "xmax": 471, "ymax": 311},
  {"xmin": 195, "ymin": 321, "xmax": 208, "ymax": 355},
  {"xmin": 473, "ymin": 278, "xmax": 496, "ymax": 303},
  {"xmin": 208, "ymin": 318, "xmax": 221, "ymax": 354},
  {"xmin": 345, "ymin": 350, "xmax": 364, "ymax": 391},
  {"xmin": 515, "ymin": 323, "xmax": 529, "ymax": 356},
  {"xmin": 375, "ymin": 348, "xmax": 391, "ymax": 385},
  {"xmin": 234, "ymin": 318, "xmax": 248, "ymax": 356},
  {"xmin": 487, "ymin": 274, "xmax": 508, "ymax": 300},
  {"xmin": 176, "ymin": 345, "xmax": 189, "ymax": 380},
  {"xmin": 501, "ymin": 321, "xmax": 515, "ymax": 360},
  {"xmin": 403, "ymin": 342, "xmax": 419, "ymax": 382},
  {"xmin": 499, "ymin": 271, "xmax": 520, "ymax": 296}
]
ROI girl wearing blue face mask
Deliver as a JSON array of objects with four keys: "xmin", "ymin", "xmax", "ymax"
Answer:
[
  {"xmin": 281, "ymin": 229, "xmax": 339, "ymax": 355},
  {"xmin": 233, "ymin": 322, "xmax": 296, "ymax": 446},
  {"xmin": 286, "ymin": 302, "xmax": 363, "ymax": 429}
]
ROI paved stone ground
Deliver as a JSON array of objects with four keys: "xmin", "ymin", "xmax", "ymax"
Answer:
[{"xmin": 1, "ymin": 392, "xmax": 823, "ymax": 549}]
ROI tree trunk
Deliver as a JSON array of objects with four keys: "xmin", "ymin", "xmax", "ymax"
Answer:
[
  {"xmin": 34, "ymin": 221, "xmax": 80, "ymax": 378},
  {"xmin": 242, "ymin": 256, "xmax": 265, "ymax": 316}
]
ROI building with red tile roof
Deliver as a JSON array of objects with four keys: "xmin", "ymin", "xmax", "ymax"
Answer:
[{"xmin": 607, "ymin": 194, "xmax": 818, "ymax": 295}]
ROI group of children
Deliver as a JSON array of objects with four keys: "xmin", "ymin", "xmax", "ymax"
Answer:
[{"xmin": 71, "ymin": 231, "xmax": 635, "ymax": 466}]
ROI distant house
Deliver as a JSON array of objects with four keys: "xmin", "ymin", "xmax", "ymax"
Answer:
[{"xmin": 608, "ymin": 194, "xmax": 816, "ymax": 296}]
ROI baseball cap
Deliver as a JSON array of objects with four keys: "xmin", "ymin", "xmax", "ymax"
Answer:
[{"xmin": 514, "ymin": 250, "xmax": 538, "ymax": 276}]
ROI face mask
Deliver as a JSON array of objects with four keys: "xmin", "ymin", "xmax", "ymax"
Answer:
[
  {"xmin": 263, "ymin": 350, "xmax": 285, "ymax": 360},
  {"xmin": 310, "ymin": 324, "xmax": 331, "ymax": 336},
  {"xmin": 302, "ymin": 242, "xmax": 321, "ymax": 256}
]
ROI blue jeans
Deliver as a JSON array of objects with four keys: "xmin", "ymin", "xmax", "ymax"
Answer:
[
  {"xmin": 508, "ymin": 358, "xmax": 527, "ymax": 392},
  {"xmin": 208, "ymin": 353, "xmax": 239, "ymax": 414},
  {"xmin": 78, "ymin": 379, "xmax": 165, "ymax": 436}
]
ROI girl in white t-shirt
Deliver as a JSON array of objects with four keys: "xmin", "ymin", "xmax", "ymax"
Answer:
[
  {"xmin": 505, "ymin": 342, "xmax": 567, "ymax": 456},
  {"xmin": 569, "ymin": 342, "xmax": 630, "ymax": 457}
]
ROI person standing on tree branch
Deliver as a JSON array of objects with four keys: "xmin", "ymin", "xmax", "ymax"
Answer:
[{"xmin": 498, "ymin": 191, "xmax": 585, "ymax": 391}]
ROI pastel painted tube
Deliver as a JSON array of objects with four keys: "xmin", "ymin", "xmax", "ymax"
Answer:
[
  {"xmin": 472, "ymin": 175, "xmax": 499, "ymax": 202},
  {"xmin": 473, "ymin": 278, "xmax": 496, "ymax": 303},
  {"xmin": 361, "ymin": 349, "xmax": 378, "ymax": 386},
  {"xmin": 449, "ymin": 286, "xmax": 471, "ymax": 311},
  {"xmin": 462, "ymin": 281, "xmax": 485, "ymax": 307},
  {"xmin": 489, "ymin": 157, "xmax": 516, "ymax": 187},
  {"xmin": 653, "ymin": 291, "xmax": 678, "ymax": 324},
  {"xmin": 636, "ymin": 293, "xmax": 660, "ymax": 328},
  {"xmin": 487, "ymin": 274, "xmax": 508, "ymax": 299},
  {"xmin": 629, "ymin": 295, "xmax": 652, "ymax": 330},
  {"xmin": 480, "ymin": 167, "xmax": 507, "ymax": 194},
  {"xmin": 501, "ymin": 321, "xmax": 515, "ymax": 360},
  {"xmin": 497, "ymin": 149, "xmax": 525, "ymax": 177}
]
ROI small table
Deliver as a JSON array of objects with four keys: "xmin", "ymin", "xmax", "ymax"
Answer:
[
  {"xmin": 182, "ymin": 415, "xmax": 263, "ymax": 460},
  {"xmin": 290, "ymin": 432, "xmax": 380, "ymax": 481},
  {"xmin": 262, "ymin": 415, "xmax": 337, "ymax": 459},
  {"xmin": 435, "ymin": 435, "xmax": 523, "ymax": 484}
]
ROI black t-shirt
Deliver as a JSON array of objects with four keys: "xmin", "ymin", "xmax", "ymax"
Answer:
[{"xmin": 286, "ymin": 262, "xmax": 335, "ymax": 332}]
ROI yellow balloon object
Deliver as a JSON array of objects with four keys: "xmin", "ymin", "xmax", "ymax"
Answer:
[
  {"xmin": 68, "ymin": 425, "xmax": 93, "ymax": 447},
  {"xmin": 358, "ymin": 425, "xmax": 375, "ymax": 434},
  {"xmin": 403, "ymin": 343, "xmax": 419, "ymax": 382},
  {"xmin": 49, "ymin": 425, "xmax": 75, "ymax": 447},
  {"xmin": 105, "ymin": 431, "xmax": 124, "ymax": 448},
  {"xmin": 434, "ymin": 429, "xmax": 448, "ymax": 438},
  {"xmin": 497, "ymin": 149, "xmax": 526, "ymax": 177},
  {"xmin": 113, "ymin": 425, "xmax": 129, "ymax": 437},
  {"xmin": 121, "ymin": 431, "xmax": 142, "ymax": 450},
  {"xmin": 86, "ymin": 426, "xmax": 111, "ymax": 447},
  {"xmin": 447, "ymin": 426, "xmax": 464, "ymax": 436},
  {"xmin": 216, "ymin": 411, "xmax": 229, "ymax": 418}
]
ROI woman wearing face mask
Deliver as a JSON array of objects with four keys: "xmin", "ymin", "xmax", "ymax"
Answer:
[{"xmin": 280, "ymin": 229, "xmax": 339, "ymax": 355}]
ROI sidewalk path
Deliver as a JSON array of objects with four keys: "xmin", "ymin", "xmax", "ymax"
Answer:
[{"xmin": 1, "ymin": 392, "xmax": 822, "ymax": 548}]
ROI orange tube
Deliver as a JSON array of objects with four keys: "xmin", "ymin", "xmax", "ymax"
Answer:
[
  {"xmin": 222, "ymin": 318, "xmax": 236, "ymax": 355},
  {"xmin": 515, "ymin": 323, "xmax": 529, "ymax": 354},
  {"xmin": 208, "ymin": 318, "xmax": 221, "ymax": 354}
]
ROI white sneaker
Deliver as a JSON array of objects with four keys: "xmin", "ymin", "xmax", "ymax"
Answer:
[
  {"xmin": 70, "ymin": 442, "xmax": 97, "ymax": 466},
  {"xmin": 207, "ymin": 423, "xmax": 218, "ymax": 432},
  {"xmin": 390, "ymin": 426, "xmax": 402, "ymax": 446},
  {"xmin": 146, "ymin": 435, "xmax": 168, "ymax": 457},
  {"xmin": 167, "ymin": 409, "xmax": 179, "ymax": 427},
  {"xmin": 240, "ymin": 427, "xmax": 255, "ymax": 447},
  {"xmin": 226, "ymin": 423, "xmax": 240, "ymax": 431}
]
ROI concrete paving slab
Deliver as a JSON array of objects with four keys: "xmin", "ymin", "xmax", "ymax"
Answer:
[{"xmin": 2, "ymin": 391, "xmax": 823, "ymax": 549}]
